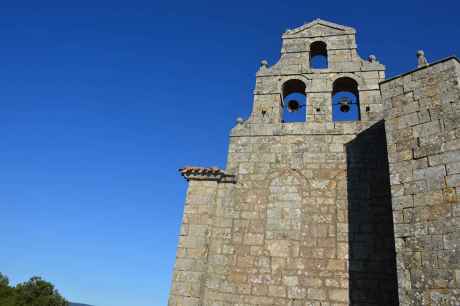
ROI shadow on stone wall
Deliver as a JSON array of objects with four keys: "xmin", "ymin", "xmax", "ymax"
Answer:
[{"xmin": 345, "ymin": 120, "xmax": 399, "ymax": 305}]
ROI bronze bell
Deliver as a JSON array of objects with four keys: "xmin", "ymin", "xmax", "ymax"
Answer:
[
  {"xmin": 339, "ymin": 98, "xmax": 351, "ymax": 113},
  {"xmin": 287, "ymin": 100, "xmax": 300, "ymax": 112}
]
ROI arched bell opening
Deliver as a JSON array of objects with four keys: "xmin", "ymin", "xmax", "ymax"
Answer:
[
  {"xmin": 332, "ymin": 77, "xmax": 360, "ymax": 121},
  {"xmin": 282, "ymin": 79, "xmax": 307, "ymax": 122},
  {"xmin": 310, "ymin": 41, "xmax": 328, "ymax": 69}
]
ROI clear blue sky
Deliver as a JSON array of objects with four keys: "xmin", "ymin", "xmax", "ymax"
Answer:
[{"xmin": 0, "ymin": 1, "xmax": 458, "ymax": 306}]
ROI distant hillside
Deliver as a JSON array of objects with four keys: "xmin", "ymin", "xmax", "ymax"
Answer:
[{"xmin": 69, "ymin": 303, "xmax": 94, "ymax": 306}]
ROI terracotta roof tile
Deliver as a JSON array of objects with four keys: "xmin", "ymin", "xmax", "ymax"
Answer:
[
  {"xmin": 179, "ymin": 166, "xmax": 224, "ymax": 176},
  {"xmin": 179, "ymin": 166, "xmax": 236, "ymax": 183}
]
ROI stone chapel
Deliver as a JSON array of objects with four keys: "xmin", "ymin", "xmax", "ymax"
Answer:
[{"xmin": 168, "ymin": 19, "xmax": 460, "ymax": 306}]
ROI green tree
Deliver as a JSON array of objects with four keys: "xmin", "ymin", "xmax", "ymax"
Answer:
[
  {"xmin": 0, "ymin": 274, "xmax": 69, "ymax": 306},
  {"xmin": 15, "ymin": 276, "xmax": 68, "ymax": 306},
  {"xmin": 0, "ymin": 273, "xmax": 17, "ymax": 306}
]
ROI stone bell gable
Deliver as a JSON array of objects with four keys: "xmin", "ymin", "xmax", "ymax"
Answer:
[
  {"xmin": 253, "ymin": 18, "xmax": 385, "ymax": 124},
  {"xmin": 168, "ymin": 18, "xmax": 460, "ymax": 306}
]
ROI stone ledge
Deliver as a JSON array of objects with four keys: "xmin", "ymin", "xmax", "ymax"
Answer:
[
  {"xmin": 179, "ymin": 166, "xmax": 236, "ymax": 183},
  {"xmin": 230, "ymin": 120, "xmax": 384, "ymax": 137}
]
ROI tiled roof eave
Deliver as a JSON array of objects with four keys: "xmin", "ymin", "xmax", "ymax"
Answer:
[{"xmin": 179, "ymin": 166, "xmax": 236, "ymax": 183}]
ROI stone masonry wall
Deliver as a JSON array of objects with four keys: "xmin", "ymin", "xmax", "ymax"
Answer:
[
  {"xmin": 189, "ymin": 120, "xmax": 400, "ymax": 305},
  {"xmin": 381, "ymin": 57, "xmax": 460, "ymax": 305},
  {"xmin": 346, "ymin": 121, "xmax": 399, "ymax": 305},
  {"xmin": 202, "ymin": 123, "xmax": 355, "ymax": 305},
  {"xmin": 169, "ymin": 179, "xmax": 218, "ymax": 306}
]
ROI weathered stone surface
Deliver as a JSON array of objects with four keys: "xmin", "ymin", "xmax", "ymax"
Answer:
[{"xmin": 382, "ymin": 57, "xmax": 460, "ymax": 306}]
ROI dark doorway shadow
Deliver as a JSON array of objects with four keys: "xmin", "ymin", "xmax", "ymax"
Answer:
[{"xmin": 345, "ymin": 120, "xmax": 399, "ymax": 305}]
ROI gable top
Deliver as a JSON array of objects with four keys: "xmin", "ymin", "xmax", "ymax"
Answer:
[{"xmin": 283, "ymin": 18, "xmax": 356, "ymax": 38}]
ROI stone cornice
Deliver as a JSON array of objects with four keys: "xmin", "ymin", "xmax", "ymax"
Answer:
[{"xmin": 283, "ymin": 18, "xmax": 356, "ymax": 38}]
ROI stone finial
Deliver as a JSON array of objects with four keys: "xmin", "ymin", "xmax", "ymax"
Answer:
[
  {"xmin": 260, "ymin": 60, "xmax": 269, "ymax": 68},
  {"xmin": 368, "ymin": 55, "xmax": 377, "ymax": 63},
  {"xmin": 417, "ymin": 50, "xmax": 428, "ymax": 68},
  {"xmin": 236, "ymin": 117, "xmax": 244, "ymax": 124}
]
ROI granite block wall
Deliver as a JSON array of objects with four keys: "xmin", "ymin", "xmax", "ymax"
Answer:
[
  {"xmin": 204, "ymin": 123, "xmax": 355, "ymax": 305},
  {"xmin": 169, "ymin": 179, "xmax": 218, "ymax": 306},
  {"xmin": 381, "ymin": 57, "xmax": 460, "ymax": 305},
  {"xmin": 346, "ymin": 121, "xmax": 399, "ymax": 305},
  {"xmin": 170, "ymin": 122, "xmax": 401, "ymax": 305}
]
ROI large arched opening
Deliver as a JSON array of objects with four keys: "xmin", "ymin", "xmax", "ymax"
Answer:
[
  {"xmin": 282, "ymin": 79, "xmax": 307, "ymax": 122},
  {"xmin": 332, "ymin": 77, "xmax": 360, "ymax": 121}
]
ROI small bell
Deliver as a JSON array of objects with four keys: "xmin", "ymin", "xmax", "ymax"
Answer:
[
  {"xmin": 339, "ymin": 97, "xmax": 351, "ymax": 113},
  {"xmin": 287, "ymin": 100, "xmax": 300, "ymax": 113}
]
